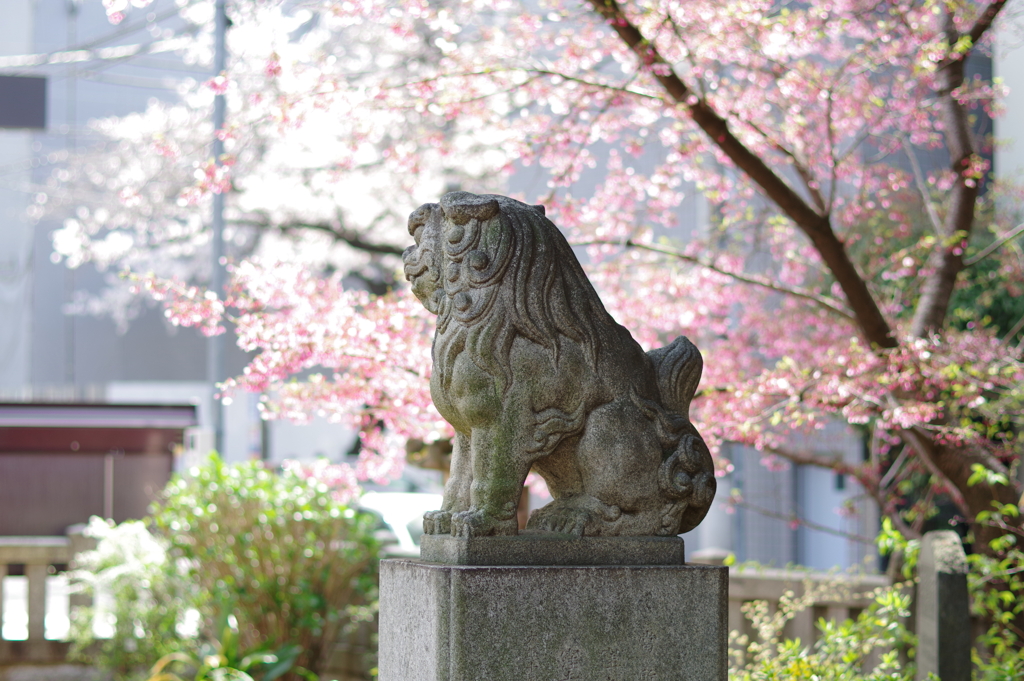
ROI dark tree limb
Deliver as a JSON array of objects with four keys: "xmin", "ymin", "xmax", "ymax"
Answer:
[
  {"xmin": 967, "ymin": 0, "xmax": 1010, "ymax": 46},
  {"xmin": 899, "ymin": 426, "xmax": 1022, "ymax": 547},
  {"xmin": 586, "ymin": 0, "xmax": 897, "ymax": 349},
  {"xmin": 911, "ymin": 1, "xmax": 1012, "ymax": 334},
  {"xmin": 911, "ymin": 14, "xmax": 980, "ymax": 336},
  {"xmin": 584, "ymin": 0, "xmax": 1024, "ymax": 554},
  {"xmin": 231, "ymin": 216, "xmax": 405, "ymax": 256}
]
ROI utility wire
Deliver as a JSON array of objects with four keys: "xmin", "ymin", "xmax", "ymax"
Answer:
[{"xmin": 0, "ymin": 32, "xmax": 200, "ymax": 71}]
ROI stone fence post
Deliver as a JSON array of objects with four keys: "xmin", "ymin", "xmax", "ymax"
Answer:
[{"xmin": 915, "ymin": 530, "xmax": 970, "ymax": 681}]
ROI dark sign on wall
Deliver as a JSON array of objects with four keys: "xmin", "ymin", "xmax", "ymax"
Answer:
[{"xmin": 0, "ymin": 75, "xmax": 47, "ymax": 129}]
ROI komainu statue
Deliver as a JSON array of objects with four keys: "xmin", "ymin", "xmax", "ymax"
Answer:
[{"xmin": 403, "ymin": 191, "xmax": 716, "ymax": 538}]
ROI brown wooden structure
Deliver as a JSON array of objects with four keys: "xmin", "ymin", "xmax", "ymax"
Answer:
[
  {"xmin": 0, "ymin": 402, "xmax": 196, "ymax": 668},
  {"xmin": 0, "ymin": 403, "xmax": 196, "ymax": 537}
]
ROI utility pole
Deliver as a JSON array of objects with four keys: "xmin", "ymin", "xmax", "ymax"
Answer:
[
  {"xmin": 66, "ymin": 0, "xmax": 80, "ymax": 391},
  {"xmin": 208, "ymin": 0, "xmax": 227, "ymax": 455}
]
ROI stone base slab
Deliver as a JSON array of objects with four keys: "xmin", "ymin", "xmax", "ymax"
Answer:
[
  {"xmin": 379, "ymin": 559, "xmax": 728, "ymax": 681},
  {"xmin": 419, "ymin": 532, "xmax": 685, "ymax": 566}
]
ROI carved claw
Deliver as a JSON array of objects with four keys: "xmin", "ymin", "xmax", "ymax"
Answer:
[
  {"xmin": 422, "ymin": 510, "xmax": 452, "ymax": 535},
  {"xmin": 450, "ymin": 508, "xmax": 518, "ymax": 537},
  {"xmin": 527, "ymin": 507, "xmax": 590, "ymax": 537}
]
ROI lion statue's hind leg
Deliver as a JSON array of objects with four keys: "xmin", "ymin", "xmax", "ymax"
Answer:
[{"xmin": 526, "ymin": 494, "xmax": 622, "ymax": 536}]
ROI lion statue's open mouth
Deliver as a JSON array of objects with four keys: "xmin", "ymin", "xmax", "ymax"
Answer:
[{"xmin": 403, "ymin": 191, "xmax": 716, "ymax": 538}]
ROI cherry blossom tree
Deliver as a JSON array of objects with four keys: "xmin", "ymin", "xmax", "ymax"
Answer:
[{"xmin": 66, "ymin": 0, "xmax": 1024, "ymax": 552}]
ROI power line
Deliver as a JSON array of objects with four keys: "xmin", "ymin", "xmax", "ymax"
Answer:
[
  {"xmin": 77, "ymin": 70, "xmax": 186, "ymax": 91},
  {"xmin": 0, "ymin": 33, "xmax": 200, "ymax": 72},
  {"xmin": 45, "ymin": 0, "xmax": 201, "ymax": 56}
]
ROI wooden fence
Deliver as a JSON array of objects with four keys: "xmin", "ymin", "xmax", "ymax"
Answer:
[{"xmin": 726, "ymin": 564, "xmax": 891, "ymax": 644}]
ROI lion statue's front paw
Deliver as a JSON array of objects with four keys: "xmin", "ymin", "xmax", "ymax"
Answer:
[
  {"xmin": 450, "ymin": 508, "xmax": 518, "ymax": 537},
  {"xmin": 422, "ymin": 510, "xmax": 452, "ymax": 535}
]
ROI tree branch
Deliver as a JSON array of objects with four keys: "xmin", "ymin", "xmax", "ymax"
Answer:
[
  {"xmin": 575, "ymin": 238, "xmax": 856, "ymax": 321},
  {"xmin": 731, "ymin": 499, "xmax": 876, "ymax": 545},
  {"xmin": 766, "ymin": 444, "xmax": 921, "ymax": 541},
  {"xmin": 527, "ymin": 68, "xmax": 663, "ymax": 102},
  {"xmin": 231, "ymin": 217, "xmax": 405, "ymax": 256},
  {"xmin": 911, "ymin": 10, "xmax": 983, "ymax": 336},
  {"xmin": 586, "ymin": 0, "xmax": 896, "ymax": 349},
  {"xmin": 967, "ymin": 0, "xmax": 1010, "ymax": 46},
  {"xmin": 964, "ymin": 221, "xmax": 1024, "ymax": 266},
  {"xmin": 898, "ymin": 426, "xmax": 969, "ymax": 515},
  {"xmin": 902, "ymin": 137, "xmax": 944, "ymax": 236}
]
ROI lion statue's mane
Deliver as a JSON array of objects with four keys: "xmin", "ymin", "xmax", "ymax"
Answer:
[{"xmin": 431, "ymin": 193, "xmax": 619, "ymax": 395}]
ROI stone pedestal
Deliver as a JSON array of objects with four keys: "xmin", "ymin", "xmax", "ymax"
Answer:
[{"xmin": 379, "ymin": 535, "xmax": 728, "ymax": 681}]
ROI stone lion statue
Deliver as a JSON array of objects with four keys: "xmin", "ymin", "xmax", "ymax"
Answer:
[{"xmin": 403, "ymin": 191, "xmax": 716, "ymax": 538}]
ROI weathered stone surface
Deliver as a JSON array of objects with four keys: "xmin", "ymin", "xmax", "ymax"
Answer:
[
  {"xmin": 378, "ymin": 559, "xmax": 728, "ymax": 681},
  {"xmin": 420, "ymin": 531, "xmax": 685, "ymax": 566},
  {"xmin": 916, "ymin": 530, "xmax": 970, "ymax": 681},
  {"xmin": 402, "ymin": 191, "xmax": 717, "ymax": 538},
  {"xmin": 0, "ymin": 666, "xmax": 109, "ymax": 681}
]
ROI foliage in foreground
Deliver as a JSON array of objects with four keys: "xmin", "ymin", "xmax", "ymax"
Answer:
[
  {"xmin": 728, "ymin": 574, "xmax": 914, "ymax": 681},
  {"xmin": 69, "ymin": 517, "xmax": 196, "ymax": 678},
  {"xmin": 70, "ymin": 455, "xmax": 379, "ymax": 681},
  {"xmin": 729, "ymin": 518, "xmax": 1024, "ymax": 680},
  {"xmin": 968, "ymin": 540, "xmax": 1024, "ymax": 680},
  {"xmin": 876, "ymin": 518, "xmax": 1024, "ymax": 679}
]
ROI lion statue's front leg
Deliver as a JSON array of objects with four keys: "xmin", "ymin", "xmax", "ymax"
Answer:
[
  {"xmin": 422, "ymin": 425, "xmax": 531, "ymax": 537},
  {"xmin": 421, "ymin": 427, "xmax": 527, "ymax": 538}
]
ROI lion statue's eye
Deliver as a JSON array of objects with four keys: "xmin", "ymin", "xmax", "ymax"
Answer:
[{"xmin": 467, "ymin": 250, "xmax": 489, "ymax": 270}]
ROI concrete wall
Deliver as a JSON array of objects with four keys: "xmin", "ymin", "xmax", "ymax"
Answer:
[
  {"xmin": 996, "ymin": 20, "xmax": 1024, "ymax": 180},
  {"xmin": 0, "ymin": 0, "xmax": 35, "ymax": 390}
]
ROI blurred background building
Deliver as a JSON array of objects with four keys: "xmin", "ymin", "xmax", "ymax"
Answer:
[{"xmin": 0, "ymin": 0, "xmax": 365, "ymax": 469}]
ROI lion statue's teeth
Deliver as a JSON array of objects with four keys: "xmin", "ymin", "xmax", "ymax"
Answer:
[{"xmin": 403, "ymin": 191, "xmax": 716, "ymax": 538}]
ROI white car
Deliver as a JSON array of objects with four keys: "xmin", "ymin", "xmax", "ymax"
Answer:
[{"xmin": 359, "ymin": 492, "xmax": 444, "ymax": 556}]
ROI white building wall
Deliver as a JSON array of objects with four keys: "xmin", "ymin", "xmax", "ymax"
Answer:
[
  {"xmin": 106, "ymin": 381, "xmax": 270, "ymax": 466},
  {"xmin": 684, "ymin": 422, "xmax": 871, "ymax": 571},
  {"xmin": 0, "ymin": 132, "xmax": 33, "ymax": 390},
  {"xmin": 0, "ymin": 0, "xmax": 34, "ymax": 390}
]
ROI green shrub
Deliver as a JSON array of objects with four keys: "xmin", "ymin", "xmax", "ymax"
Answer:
[
  {"xmin": 152, "ymin": 455, "xmax": 379, "ymax": 679},
  {"xmin": 70, "ymin": 455, "xmax": 379, "ymax": 681},
  {"xmin": 968, "ymin": 545, "xmax": 1024, "ymax": 680},
  {"xmin": 728, "ymin": 574, "xmax": 915, "ymax": 681}
]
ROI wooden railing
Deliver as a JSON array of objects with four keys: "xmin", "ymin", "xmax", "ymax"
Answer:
[
  {"xmin": 0, "ymin": 526, "xmax": 94, "ymax": 665},
  {"xmin": 689, "ymin": 549, "xmax": 892, "ymax": 644},
  {"xmin": 727, "ymin": 564, "xmax": 891, "ymax": 644}
]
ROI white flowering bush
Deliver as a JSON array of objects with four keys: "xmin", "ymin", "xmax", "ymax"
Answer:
[{"xmin": 69, "ymin": 517, "xmax": 199, "ymax": 678}]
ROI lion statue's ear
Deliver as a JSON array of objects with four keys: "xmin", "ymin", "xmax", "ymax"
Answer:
[{"xmin": 441, "ymin": 192, "xmax": 500, "ymax": 225}]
